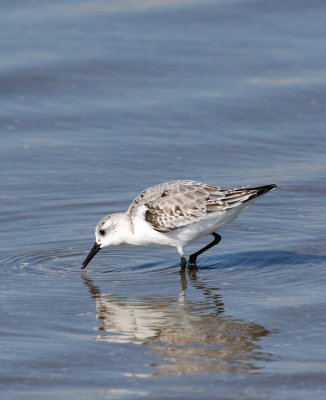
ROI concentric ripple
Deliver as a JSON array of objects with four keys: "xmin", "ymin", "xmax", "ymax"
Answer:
[
  {"xmin": 0, "ymin": 240, "xmax": 180, "ymax": 285},
  {"xmin": 1, "ymin": 245, "xmax": 81, "ymax": 277}
]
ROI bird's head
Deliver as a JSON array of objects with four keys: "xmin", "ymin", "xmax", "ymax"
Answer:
[{"xmin": 81, "ymin": 213, "xmax": 127, "ymax": 269}]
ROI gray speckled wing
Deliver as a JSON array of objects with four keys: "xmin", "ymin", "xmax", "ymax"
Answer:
[{"xmin": 128, "ymin": 180, "xmax": 270, "ymax": 233}]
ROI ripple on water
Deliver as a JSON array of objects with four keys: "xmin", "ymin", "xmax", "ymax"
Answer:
[
  {"xmin": 0, "ymin": 241, "xmax": 179, "ymax": 286},
  {"xmin": 199, "ymin": 250, "xmax": 326, "ymax": 286},
  {"xmin": 1, "ymin": 246, "xmax": 82, "ymax": 278},
  {"xmin": 2, "ymin": 242, "xmax": 324, "ymax": 293}
]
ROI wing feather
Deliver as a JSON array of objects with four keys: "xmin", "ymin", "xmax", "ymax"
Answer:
[{"xmin": 128, "ymin": 180, "xmax": 275, "ymax": 233}]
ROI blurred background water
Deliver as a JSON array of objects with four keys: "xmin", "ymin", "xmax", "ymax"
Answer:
[{"xmin": 1, "ymin": 0, "xmax": 326, "ymax": 399}]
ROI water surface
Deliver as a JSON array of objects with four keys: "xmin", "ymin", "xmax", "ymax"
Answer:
[{"xmin": 1, "ymin": 0, "xmax": 326, "ymax": 399}]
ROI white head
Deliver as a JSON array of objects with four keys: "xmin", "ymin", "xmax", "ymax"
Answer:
[{"xmin": 81, "ymin": 213, "xmax": 129, "ymax": 269}]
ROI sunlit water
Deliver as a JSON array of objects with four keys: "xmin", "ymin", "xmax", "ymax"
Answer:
[{"xmin": 1, "ymin": 0, "xmax": 326, "ymax": 399}]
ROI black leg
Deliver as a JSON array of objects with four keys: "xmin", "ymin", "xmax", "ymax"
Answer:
[
  {"xmin": 180, "ymin": 256, "xmax": 187, "ymax": 272},
  {"xmin": 188, "ymin": 232, "xmax": 221, "ymax": 268},
  {"xmin": 180, "ymin": 268, "xmax": 187, "ymax": 290}
]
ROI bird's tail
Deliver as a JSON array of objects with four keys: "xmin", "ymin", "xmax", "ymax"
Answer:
[{"xmin": 234, "ymin": 184, "xmax": 277, "ymax": 203}]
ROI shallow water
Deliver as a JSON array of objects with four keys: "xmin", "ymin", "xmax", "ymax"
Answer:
[{"xmin": 1, "ymin": 0, "xmax": 326, "ymax": 399}]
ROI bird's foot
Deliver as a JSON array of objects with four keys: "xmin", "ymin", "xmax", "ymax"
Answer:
[{"xmin": 188, "ymin": 255, "xmax": 197, "ymax": 269}]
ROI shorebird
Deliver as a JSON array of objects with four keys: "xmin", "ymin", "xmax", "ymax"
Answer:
[{"xmin": 81, "ymin": 180, "xmax": 276, "ymax": 269}]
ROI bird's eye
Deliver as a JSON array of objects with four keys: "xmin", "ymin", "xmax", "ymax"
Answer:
[{"xmin": 99, "ymin": 229, "xmax": 106, "ymax": 236}]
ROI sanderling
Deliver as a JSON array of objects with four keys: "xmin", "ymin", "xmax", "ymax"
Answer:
[{"xmin": 81, "ymin": 180, "xmax": 277, "ymax": 269}]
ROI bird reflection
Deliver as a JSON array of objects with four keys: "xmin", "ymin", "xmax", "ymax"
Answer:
[{"xmin": 82, "ymin": 270, "xmax": 272, "ymax": 376}]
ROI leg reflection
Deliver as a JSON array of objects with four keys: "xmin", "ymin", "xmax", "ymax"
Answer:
[{"xmin": 180, "ymin": 265, "xmax": 225, "ymax": 315}]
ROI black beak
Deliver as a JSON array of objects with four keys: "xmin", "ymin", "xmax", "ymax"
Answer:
[{"xmin": 81, "ymin": 242, "xmax": 101, "ymax": 269}]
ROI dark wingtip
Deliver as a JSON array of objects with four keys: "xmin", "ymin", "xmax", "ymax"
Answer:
[
  {"xmin": 254, "ymin": 184, "xmax": 277, "ymax": 195},
  {"xmin": 240, "ymin": 184, "xmax": 277, "ymax": 203}
]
